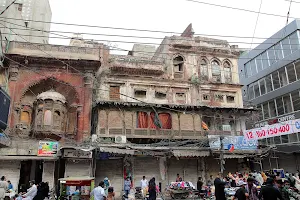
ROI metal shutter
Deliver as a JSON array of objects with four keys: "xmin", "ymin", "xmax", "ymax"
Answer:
[
  {"xmin": 0, "ymin": 161, "xmax": 20, "ymax": 190},
  {"xmin": 42, "ymin": 161, "xmax": 55, "ymax": 189},
  {"xmin": 134, "ymin": 157, "xmax": 160, "ymax": 186},
  {"xmin": 65, "ymin": 160, "xmax": 91, "ymax": 177}
]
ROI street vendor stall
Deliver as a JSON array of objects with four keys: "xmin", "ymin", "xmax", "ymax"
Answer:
[{"xmin": 58, "ymin": 177, "xmax": 94, "ymax": 200}]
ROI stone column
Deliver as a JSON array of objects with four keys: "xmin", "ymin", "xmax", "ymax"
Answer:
[{"xmin": 8, "ymin": 64, "xmax": 19, "ymax": 128}]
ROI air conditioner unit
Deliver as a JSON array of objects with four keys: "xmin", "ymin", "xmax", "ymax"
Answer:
[{"xmin": 115, "ymin": 135, "xmax": 127, "ymax": 144}]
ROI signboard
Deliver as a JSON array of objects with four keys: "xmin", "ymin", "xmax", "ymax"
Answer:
[
  {"xmin": 208, "ymin": 135, "xmax": 258, "ymax": 150},
  {"xmin": 38, "ymin": 141, "xmax": 58, "ymax": 156},
  {"xmin": 63, "ymin": 149, "xmax": 92, "ymax": 159},
  {"xmin": 254, "ymin": 113, "xmax": 298, "ymax": 128},
  {"xmin": 244, "ymin": 119, "xmax": 300, "ymax": 140}
]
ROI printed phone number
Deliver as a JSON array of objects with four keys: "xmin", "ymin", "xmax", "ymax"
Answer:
[{"xmin": 246, "ymin": 124, "xmax": 290, "ymax": 139}]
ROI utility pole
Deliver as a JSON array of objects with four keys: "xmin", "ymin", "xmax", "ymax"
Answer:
[{"xmin": 220, "ymin": 136, "xmax": 225, "ymax": 175}]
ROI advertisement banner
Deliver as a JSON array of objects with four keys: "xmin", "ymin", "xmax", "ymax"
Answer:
[
  {"xmin": 208, "ymin": 135, "xmax": 258, "ymax": 150},
  {"xmin": 243, "ymin": 119, "xmax": 299, "ymax": 140},
  {"xmin": 38, "ymin": 141, "xmax": 58, "ymax": 156}
]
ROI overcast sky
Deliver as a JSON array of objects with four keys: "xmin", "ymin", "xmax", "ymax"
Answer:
[{"xmin": 49, "ymin": 0, "xmax": 300, "ymax": 55}]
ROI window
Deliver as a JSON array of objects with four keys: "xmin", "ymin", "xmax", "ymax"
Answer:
[
  {"xmin": 203, "ymin": 94, "xmax": 210, "ymax": 101},
  {"xmin": 255, "ymin": 55, "xmax": 263, "ymax": 72},
  {"xmin": 155, "ymin": 92, "xmax": 166, "ymax": 99},
  {"xmin": 215, "ymin": 94, "xmax": 224, "ymax": 102},
  {"xmin": 20, "ymin": 111, "xmax": 30, "ymax": 124},
  {"xmin": 176, "ymin": 93, "xmax": 186, "ymax": 103},
  {"xmin": 276, "ymin": 97, "xmax": 284, "ymax": 116},
  {"xmin": 44, "ymin": 110, "xmax": 52, "ymax": 125},
  {"xmin": 268, "ymin": 47, "xmax": 277, "ymax": 65},
  {"xmin": 262, "ymin": 51, "xmax": 269, "ymax": 69},
  {"xmin": 134, "ymin": 90, "xmax": 146, "ymax": 98},
  {"xmin": 283, "ymin": 94, "xmax": 293, "ymax": 114},
  {"xmin": 158, "ymin": 113, "xmax": 172, "ymax": 129},
  {"xmin": 278, "ymin": 68, "xmax": 288, "ymax": 87},
  {"xmin": 109, "ymin": 86, "xmax": 120, "ymax": 100},
  {"xmin": 211, "ymin": 60, "xmax": 221, "ymax": 81},
  {"xmin": 272, "ymin": 71, "xmax": 280, "ymax": 90},
  {"xmin": 286, "ymin": 63, "xmax": 297, "ymax": 83},
  {"xmin": 245, "ymin": 62, "xmax": 251, "ymax": 77},
  {"xmin": 248, "ymin": 84, "xmax": 254, "ymax": 100},
  {"xmin": 137, "ymin": 112, "xmax": 148, "ymax": 128},
  {"xmin": 226, "ymin": 95, "xmax": 235, "ymax": 103},
  {"xmin": 291, "ymin": 90, "xmax": 300, "ymax": 111},
  {"xmin": 269, "ymin": 100, "xmax": 277, "ymax": 117},
  {"xmin": 265, "ymin": 74, "xmax": 273, "ymax": 93},
  {"xmin": 250, "ymin": 59, "xmax": 257, "ymax": 76},
  {"xmin": 253, "ymin": 81, "xmax": 260, "ymax": 98},
  {"xmin": 262, "ymin": 103, "xmax": 269, "ymax": 119},
  {"xmin": 294, "ymin": 60, "xmax": 300, "ymax": 80},
  {"xmin": 290, "ymin": 31, "xmax": 300, "ymax": 53},
  {"xmin": 54, "ymin": 111, "xmax": 61, "ymax": 128},
  {"xmin": 275, "ymin": 42, "xmax": 283, "ymax": 60},
  {"xmin": 200, "ymin": 59, "xmax": 208, "ymax": 81},
  {"xmin": 173, "ymin": 56, "xmax": 184, "ymax": 72},
  {"xmin": 282, "ymin": 37, "xmax": 291, "ymax": 57},
  {"xmin": 223, "ymin": 61, "xmax": 232, "ymax": 83},
  {"xmin": 259, "ymin": 79, "xmax": 266, "ymax": 95},
  {"xmin": 258, "ymin": 104, "xmax": 263, "ymax": 121}
]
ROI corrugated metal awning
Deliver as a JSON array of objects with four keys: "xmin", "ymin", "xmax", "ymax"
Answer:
[
  {"xmin": 224, "ymin": 154, "xmax": 246, "ymax": 159},
  {"xmin": 99, "ymin": 147, "xmax": 135, "ymax": 155},
  {"xmin": 172, "ymin": 150, "xmax": 210, "ymax": 157},
  {"xmin": 0, "ymin": 156, "xmax": 58, "ymax": 160}
]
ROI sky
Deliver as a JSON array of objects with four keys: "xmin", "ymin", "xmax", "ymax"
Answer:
[{"xmin": 48, "ymin": 0, "xmax": 300, "ymax": 55}]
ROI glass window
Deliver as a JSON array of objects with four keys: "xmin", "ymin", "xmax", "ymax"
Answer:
[
  {"xmin": 290, "ymin": 31, "xmax": 300, "ymax": 53},
  {"xmin": 283, "ymin": 94, "xmax": 293, "ymax": 114},
  {"xmin": 44, "ymin": 110, "xmax": 52, "ymax": 125},
  {"xmin": 258, "ymin": 104, "xmax": 263, "ymax": 121},
  {"xmin": 275, "ymin": 42, "xmax": 283, "ymax": 60},
  {"xmin": 262, "ymin": 51, "xmax": 269, "ymax": 69},
  {"xmin": 272, "ymin": 71, "xmax": 281, "ymax": 89},
  {"xmin": 223, "ymin": 61, "xmax": 232, "ymax": 83},
  {"xmin": 286, "ymin": 63, "xmax": 297, "ymax": 83},
  {"xmin": 276, "ymin": 97, "xmax": 284, "ymax": 116},
  {"xmin": 268, "ymin": 47, "xmax": 277, "ymax": 65},
  {"xmin": 282, "ymin": 37, "xmax": 291, "ymax": 58},
  {"xmin": 255, "ymin": 55, "xmax": 263, "ymax": 72},
  {"xmin": 265, "ymin": 74, "xmax": 273, "ymax": 93},
  {"xmin": 291, "ymin": 90, "xmax": 300, "ymax": 111},
  {"xmin": 212, "ymin": 60, "xmax": 221, "ymax": 81},
  {"xmin": 200, "ymin": 59, "xmax": 209, "ymax": 81},
  {"xmin": 294, "ymin": 60, "xmax": 300, "ymax": 80},
  {"xmin": 269, "ymin": 100, "xmax": 277, "ymax": 117},
  {"xmin": 278, "ymin": 67, "xmax": 288, "ymax": 87},
  {"xmin": 259, "ymin": 79, "xmax": 266, "ymax": 95},
  {"xmin": 250, "ymin": 59, "xmax": 257, "ymax": 76},
  {"xmin": 248, "ymin": 84, "xmax": 254, "ymax": 100},
  {"xmin": 254, "ymin": 81, "xmax": 260, "ymax": 98},
  {"xmin": 20, "ymin": 111, "xmax": 30, "ymax": 124},
  {"xmin": 263, "ymin": 103, "xmax": 269, "ymax": 119},
  {"xmin": 245, "ymin": 62, "xmax": 251, "ymax": 77}
]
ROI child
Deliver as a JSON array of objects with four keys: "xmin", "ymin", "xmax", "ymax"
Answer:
[{"xmin": 107, "ymin": 187, "xmax": 115, "ymax": 200}]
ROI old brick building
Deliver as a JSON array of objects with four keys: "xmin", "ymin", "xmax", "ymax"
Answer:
[
  {"xmin": 0, "ymin": 41, "xmax": 104, "ymax": 190},
  {"xmin": 92, "ymin": 24, "xmax": 256, "ymax": 195}
]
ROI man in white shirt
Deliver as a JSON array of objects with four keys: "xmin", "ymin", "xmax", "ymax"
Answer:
[
  {"xmin": 91, "ymin": 181, "xmax": 107, "ymax": 200},
  {"xmin": 140, "ymin": 176, "xmax": 148, "ymax": 198},
  {"xmin": 22, "ymin": 180, "xmax": 37, "ymax": 200}
]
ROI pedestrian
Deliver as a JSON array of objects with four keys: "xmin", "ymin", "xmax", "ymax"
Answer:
[
  {"xmin": 176, "ymin": 174, "xmax": 182, "ymax": 182},
  {"xmin": 214, "ymin": 173, "xmax": 226, "ymax": 200},
  {"xmin": 258, "ymin": 178, "xmax": 283, "ymax": 200},
  {"xmin": 0, "ymin": 176, "xmax": 8, "ymax": 200},
  {"xmin": 7, "ymin": 180, "xmax": 13, "ymax": 191},
  {"xmin": 91, "ymin": 181, "xmax": 106, "ymax": 200},
  {"xmin": 124, "ymin": 177, "xmax": 131, "ymax": 197},
  {"xmin": 107, "ymin": 187, "xmax": 115, "ymax": 200},
  {"xmin": 148, "ymin": 177, "xmax": 156, "ymax": 200},
  {"xmin": 233, "ymin": 181, "xmax": 249, "ymax": 200},
  {"xmin": 140, "ymin": 176, "xmax": 148, "ymax": 198},
  {"xmin": 246, "ymin": 177, "xmax": 258, "ymax": 200},
  {"xmin": 22, "ymin": 180, "xmax": 37, "ymax": 200},
  {"xmin": 197, "ymin": 177, "xmax": 203, "ymax": 191},
  {"xmin": 103, "ymin": 177, "xmax": 110, "ymax": 196}
]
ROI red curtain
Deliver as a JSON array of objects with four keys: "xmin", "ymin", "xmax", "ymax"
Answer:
[
  {"xmin": 149, "ymin": 112, "xmax": 157, "ymax": 129},
  {"xmin": 159, "ymin": 113, "xmax": 172, "ymax": 129},
  {"xmin": 137, "ymin": 112, "xmax": 148, "ymax": 128}
]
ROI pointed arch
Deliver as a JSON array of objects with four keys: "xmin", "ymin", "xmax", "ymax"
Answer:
[
  {"xmin": 211, "ymin": 58, "xmax": 221, "ymax": 82},
  {"xmin": 223, "ymin": 59, "xmax": 233, "ymax": 83},
  {"xmin": 199, "ymin": 57, "xmax": 209, "ymax": 81}
]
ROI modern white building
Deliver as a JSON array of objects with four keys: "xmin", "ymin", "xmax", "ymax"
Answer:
[{"xmin": 0, "ymin": 0, "xmax": 52, "ymax": 44}]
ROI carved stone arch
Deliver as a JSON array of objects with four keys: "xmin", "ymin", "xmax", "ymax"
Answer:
[
  {"xmin": 172, "ymin": 53, "xmax": 186, "ymax": 62},
  {"xmin": 210, "ymin": 57, "xmax": 222, "ymax": 65},
  {"xmin": 197, "ymin": 56, "xmax": 209, "ymax": 65},
  {"xmin": 20, "ymin": 77, "xmax": 80, "ymax": 105},
  {"xmin": 222, "ymin": 59, "xmax": 233, "ymax": 67}
]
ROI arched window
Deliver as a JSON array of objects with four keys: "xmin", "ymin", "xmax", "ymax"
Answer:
[
  {"xmin": 173, "ymin": 56, "xmax": 184, "ymax": 72},
  {"xmin": 224, "ymin": 61, "xmax": 232, "ymax": 83},
  {"xmin": 211, "ymin": 60, "xmax": 221, "ymax": 82},
  {"xmin": 44, "ymin": 110, "xmax": 52, "ymax": 125},
  {"xmin": 200, "ymin": 59, "xmax": 208, "ymax": 81},
  {"xmin": 20, "ymin": 111, "xmax": 30, "ymax": 124},
  {"xmin": 54, "ymin": 111, "xmax": 61, "ymax": 129},
  {"xmin": 137, "ymin": 112, "xmax": 148, "ymax": 128}
]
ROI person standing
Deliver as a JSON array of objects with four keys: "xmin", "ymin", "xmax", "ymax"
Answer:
[
  {"xmin": 103, "ymin": 178, "xmax": 110, "ymax": 196},
  {"xmin": 258, "ymin": 178, "xmax": 283, "ymax": 200},
  {"xmin": 245, "ymin": 178, "xmax": 258, "ymax": 200},
  {"xmin": 0, "ymin": 176, "xmax": 8, "ymax": 200},
  {"xmin": 148, "ymin": 178, "xmax": 156, "ymax": 200},
  {"xmin": 214, "ymin": 173, "xmax": 226, "ymax": 200},
  {"xmin": 124, "ymin": 177, "xmax": 131, "ymax": 197},
  {"xmin": 140, "ymin": 176, "xmax": 148, "ymax": 198},
  {"xmin": 176, "ymin": 174, "xmax": 182, "ymax": 182},
  {"xmin": 197, "ymin": 177, "xmax": 203, "ymax": 191},
  {"xmin": 91, "ymin": 181, "xmax": 106, "ymax": 200},
  {"xmin": 233, "ymin": 182, "xmax": 249, "ymax": 200},
  {"xmin": 22, "ymin": 180, "xmax": 37, "ymax": 200}
]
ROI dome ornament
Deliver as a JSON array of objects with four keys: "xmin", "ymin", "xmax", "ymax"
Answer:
[{"xmin": 37, "ymin": 90, "xmax": 66, "ymax": 103}]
